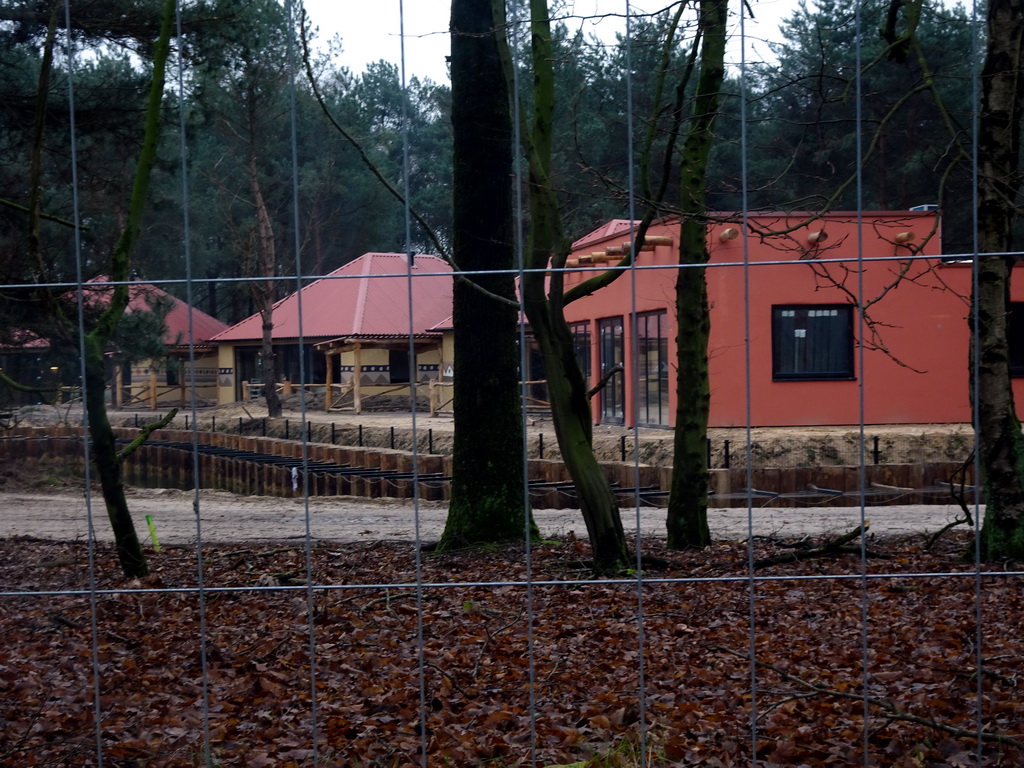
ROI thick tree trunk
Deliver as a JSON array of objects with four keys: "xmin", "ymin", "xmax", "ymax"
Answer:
[
  {"xmin": 975, "ymin": 0, "xmax": 1024, "ymax": 560},
  {"xmin": 439, "ymin": 0, "xmax": 529, "ymax": 548},
  {"xmin": 84, "ymin": 341, "xmax": 148, "ymax": 577},
  {"xmin": 525, "ymin": 298, "xmax": 630, "ymax": 574},
  {"xmin": 665, "ymin": 0, "xmax": 727, "ymax": 549},
  {"xmin": 667, "ymin": 255, "xmax": 711, "ymax": 548}
]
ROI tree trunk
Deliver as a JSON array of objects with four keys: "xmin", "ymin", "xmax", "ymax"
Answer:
[
  {"xmin": 84, "ymin": 339, "xmax": 148, "ymax": 577},
  {"xmin": 76, "ymin": 0, "xmax": 175, "ymax": 578},
  {"xmin": 665, "ymin": 0, "xmax": 727, "ymax": 550},
  {"xmin": 667, "ymin": 255, "xmax": 712, "ymax": 548},
  {"xmin": 975, "ymin": 0, "xmax": 1024, "ymax": 560},
  {"xmin": 525, "ymin": 296, "xmax": 630, "ymax": 574},
  {"xmin": 439, "ymin": 0, "xmax": 530, "ymax": 549},
  {"xmin": 258, "ymin": 297, "xmax": 281, "ymax": 415},
  {"xmin": 248, "ymin": 154, "xmax": 283, "ymax": 418},
  {"xmin": 520, "ymin": 0, "xmax": 630, "ymax": 575}
]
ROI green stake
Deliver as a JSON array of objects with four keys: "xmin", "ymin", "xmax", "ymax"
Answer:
[{"xmin": 145, "ymin": 514, "xmax": 161, "ymax": 551}]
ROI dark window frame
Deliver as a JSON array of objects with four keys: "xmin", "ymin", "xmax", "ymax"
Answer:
[
  {"xmin": 1010, "ymin": 302, "xmax": 1024, "ymax": 378},
  {"xmin": 771, "ymin": 304, "xmax": 855, "ymax": 381},
  {"xmin": 569, "ymin": 321, "xmax": 591, "ymax": 384},
  {"xmin": 389, "ymin": 349, "xmax": 411, "ymax": 384},
  {"xmin": 598, "ymin": 316, "xmax": 625, "ymax": 424},
  {"xmin": 636, "ymin": 310, "xmax": 669, "ymax": 426}
]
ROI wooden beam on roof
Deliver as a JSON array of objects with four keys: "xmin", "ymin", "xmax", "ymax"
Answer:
[
  {"xmin": 641, "ymin": 235, "xmax": 674, "ymax": 247},
  {"xmin": 566, "ymin": 235, "xmax": 676, "ymax": 267},
  {"xmin": 315, "ymin": 336, "xmax": 443, "ymax": 354}
]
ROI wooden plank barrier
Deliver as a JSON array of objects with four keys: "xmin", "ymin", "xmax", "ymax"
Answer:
[{"xmin": 1, "ymin": 427, "xmax": 978, "ymax": 510}]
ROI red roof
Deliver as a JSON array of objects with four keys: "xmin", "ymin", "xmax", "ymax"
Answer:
[
  {"xmin": 573, "ymin": 219, "xmax": 635, "ymax": 249},
  {"xmin": 212, "ymin": 253, "xmax": 454, "ymax": 343},
  {"xmin": 83, "ymin": 278, "xmax": 228, "ymax": 346},
  {"xmin": 0, "ymin": 328, "xmax": 49, "ymax": 350}
]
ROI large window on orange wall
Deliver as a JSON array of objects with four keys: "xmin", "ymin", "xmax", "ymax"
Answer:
[
  {"xmin": 772, "ymin": 305, "xmax": 854, "ymax": 380},
  {"xmin": 637, "ymin": 310, "xmax": 669, "ymax": 426},
  {"xmin": 598, "ymin": 316, "xmax": 624, "ymax": 424}
]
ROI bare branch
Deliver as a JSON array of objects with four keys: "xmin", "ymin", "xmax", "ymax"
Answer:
[{"xmin": 117, "ymin": 408, "xmax": 178, "ymax": 462}]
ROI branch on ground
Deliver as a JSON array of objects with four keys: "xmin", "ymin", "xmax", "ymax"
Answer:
[
  {"xmin": 752, "ymin": 522, "xmax": 885, "ymax": 569},
  {"xmin": 925, "ymin": 452, "xmax": 977, "ymax": 551}
]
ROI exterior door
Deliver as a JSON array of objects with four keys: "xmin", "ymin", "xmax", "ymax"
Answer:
[{"xmin": 598, "ymin": 317, "xmax": 624, "ymax": 424}]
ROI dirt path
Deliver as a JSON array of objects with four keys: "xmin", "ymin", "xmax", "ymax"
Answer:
[{"xmin": 0, "ymin": 488, "xmax": 977, "ymax": 545}]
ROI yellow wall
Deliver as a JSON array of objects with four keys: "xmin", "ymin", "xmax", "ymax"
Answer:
[
  {"xmin": 215, "ymin": 343, "xmax": 236, "ymax": 405},
  {"xmin": 215, "ymin": 342, "xmax": 444, "ymax": 406},
  {"xmin": 125, "ymin": 351, "xmax": 220, "ymax": 408}
]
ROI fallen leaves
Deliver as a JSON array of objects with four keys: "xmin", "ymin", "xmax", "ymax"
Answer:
[{"xmin": 0, "ymin": 532, "xmax": 1021, "ymax": 766}]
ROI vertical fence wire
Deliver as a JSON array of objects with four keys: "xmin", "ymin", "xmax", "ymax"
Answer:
[
  {"xmin": 5, "ymin": 2, "xmax": 1022, "ymax": 766},
  {"xmin": 170, "ymin": 0, "xmax": 215, "ymax": 763},
  {"xmin": 396, "ymin": 4, "xmax": 432, "ymax": 765},
  {"xmin": 852, "ymin": 3, "xmax": 873, "ymax": 762},
  {"xmin": 622, "ymin": 2, "xmax": 650, "ymax": 763},
  {"xmin": 509, "ymin": 3, "xmax": 542, "ymax": 765},
  {"xmin": 737, "ymin": 4, "xmax": 761, "ymax": 759},
  {"xmin": 284, "ymin": 1, "xmax": 321, "ymax": 763},
  {"xmin": 61, "ymin": 2, "xmax": 105, "ymax": 764},
  {"xmin": 968, "ymin": 0, "xmax": 987, "ymax": 759}
]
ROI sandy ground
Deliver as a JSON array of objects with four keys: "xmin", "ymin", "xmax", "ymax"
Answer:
[
  {"xmin": 0, "ymin": 487, "xmax": 978, "ymax": 546},
  {"xmin": 1, "ymin": 401, "xmax": 981, "ymax": 545}
]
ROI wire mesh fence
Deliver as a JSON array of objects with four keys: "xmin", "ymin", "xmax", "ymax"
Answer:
[{"xmin": 3, "ymin": 1, "xmax": 1024, "ymax": 767}]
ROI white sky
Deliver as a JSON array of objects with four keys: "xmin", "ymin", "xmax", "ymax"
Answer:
[{"xmin": 301, "ymin": 0, "xmax": 798, "ymax": 84}]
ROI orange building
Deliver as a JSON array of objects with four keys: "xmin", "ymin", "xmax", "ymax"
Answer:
[{"xmin": 560, "ymin": 211, "xmax": 1003, "ymax": 428}]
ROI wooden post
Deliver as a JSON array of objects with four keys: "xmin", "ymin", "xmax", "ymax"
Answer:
[
  {"xmin": 242, "ymin": 381, "xmax": 250, "ymax": 402},
  {"xmin": 115, "ymin": 364, "xmax": 124, "ymax": 408},
  {"xmin": 325, "ymin": 350, "xmax": 334, "ymax": 410},
  {"xmin": 148, "ymin": 367, "xmax": 158, "ymax": 410},
  {"xmin": 353, "ymin": 343, "xmax": 363, "ymax": 414},
  {"xmin": 178, "ymin": 355, "xmax": 186, "ymax": 407}
]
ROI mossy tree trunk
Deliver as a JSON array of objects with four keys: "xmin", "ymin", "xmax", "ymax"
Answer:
[
  {"xmin": 81, "ymin": 0, "xmax": 176, "ymax": 578},
  {"xmin": 665, "ymin": 0, "xmax": 728, "ymax": 550},
  {"xmin": 439, "ymin": 0, "xmax": 530, "ymax": 549},
  {"xmin": 974, "ymin": 0, "xmax": 1024, "ymax": 560},
  {"xmin": 84, "ymin": 337, "xmax": 148, "ymax": 577},
  {"xmin": 523, "ymin": 290, "xmax": 630, "ymax": 573},
  {"xmin": 520, "ymin": 0, "xmax": 631, "ymax": 575},
  {"xmin": 667, "ymin": 253, "xmax": 712, "ymax": 548}
]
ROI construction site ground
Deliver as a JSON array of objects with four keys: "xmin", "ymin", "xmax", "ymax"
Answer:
[{"xmin": 0, "ymin": 398, "xmax": 981, "ymax": 545}]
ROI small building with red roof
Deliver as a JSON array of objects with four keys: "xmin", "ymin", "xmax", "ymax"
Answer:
[
  {"xmin": 0, "ymin": 278, "xmax": 228, "ymax": 408},
  {"xmin": 210, "ymin": 253, "xmax": 453, "ymax": 407},
  {"xmin": 114, "ymin": 280, "xmax": 229, "ymax": 407}
]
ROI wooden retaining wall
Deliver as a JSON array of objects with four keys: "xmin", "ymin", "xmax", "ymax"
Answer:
[{"xmin": 0, "ymin": 427, "xmax": 972, "ymax": 509}]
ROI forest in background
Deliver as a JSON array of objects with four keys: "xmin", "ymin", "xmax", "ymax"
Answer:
[{"xmin": 0, "ymin": 0, "xmax": 978, "ymax": 330}]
